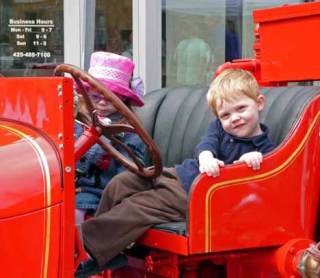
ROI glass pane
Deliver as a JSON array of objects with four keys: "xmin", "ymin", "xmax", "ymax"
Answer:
[
  {"xmin": 162, "ymin": 0, "xmax": 308, "ymax": 88},
  {"xmin": 0, "ymin": 0, "xmax": 63, "ymax": 77},
  {"xmin": 162, "ymin": 0, "xmax": 225, "ymax": 87},
  {"xmin": 95, "ymin": 0, "xmax": 132, "ymax": 59}
]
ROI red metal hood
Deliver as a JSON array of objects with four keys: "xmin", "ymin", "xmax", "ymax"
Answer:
[{"xmin": 0, "ymin": 120, "xmax": 63, "ymax": 219}]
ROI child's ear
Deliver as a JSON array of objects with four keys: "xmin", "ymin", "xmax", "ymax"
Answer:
[{"xmin": 257, "ymin": 94, "xmax": 265, "ymax": 112}]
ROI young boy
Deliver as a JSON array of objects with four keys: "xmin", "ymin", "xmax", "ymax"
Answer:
[{"xmin": 79, "ymin": 68, "xmax": 275, "ymax": 272}]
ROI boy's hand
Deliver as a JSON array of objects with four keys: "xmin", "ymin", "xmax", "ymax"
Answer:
[
  {"xmin": 234, "ymin": 151, "xmax": 263, "ymax": 170},
  {"xmin": 199, "ymin": 151, "xmax": 224, "ymax": 177}
]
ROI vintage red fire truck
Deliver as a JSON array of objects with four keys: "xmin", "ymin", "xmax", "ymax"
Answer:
[{"xmin": 1, "ymin": 2, "xmax": 320, "ymax": 277}]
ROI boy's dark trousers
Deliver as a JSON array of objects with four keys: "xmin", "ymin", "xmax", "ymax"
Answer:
[{"xmin": 81, "ymin": 167, "xmax": 187, "ymax": 268}]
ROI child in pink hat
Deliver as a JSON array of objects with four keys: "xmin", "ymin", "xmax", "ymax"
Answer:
[
  {"xmin": 74, "ymin": 52, "xmax": 146, "ymax": 224},
  {"xmin": 86, "ymin": 51, "xmax": 144, "ymax": 106}
]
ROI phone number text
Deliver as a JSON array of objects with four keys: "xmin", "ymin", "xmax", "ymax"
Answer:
[{"xmin": 13, "ymin": 51, "xmax": 51, "ymax": 58}]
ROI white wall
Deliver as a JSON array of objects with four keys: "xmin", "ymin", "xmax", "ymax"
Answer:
[
  {"xmin": 133, "ymin": 0, "xmax": 162, "ymax": 93},
  {"xmin": 64, "ymin": 0, "xmax": 95, "ymax": 69}
]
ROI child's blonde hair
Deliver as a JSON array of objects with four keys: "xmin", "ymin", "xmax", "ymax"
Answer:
[{"xmin": 207, "ymin": 69, "xmax": 260, "ymax": 116}]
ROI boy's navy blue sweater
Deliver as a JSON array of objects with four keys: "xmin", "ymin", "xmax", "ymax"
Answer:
[{"xmin": 175, "ymin": 119, "xmax": 275, "ymax": 193}]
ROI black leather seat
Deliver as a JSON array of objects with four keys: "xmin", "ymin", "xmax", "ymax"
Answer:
[{"xmin": 135, "ymin": 86, "xmax": 320, "ymax": 235}]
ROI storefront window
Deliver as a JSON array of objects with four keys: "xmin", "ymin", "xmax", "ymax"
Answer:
[
  {"xmin": 162, "ymin": 0, "xmax": 223, "ymax": 87},
  {"xmin": 162, "ymin": 0, "xmax": 306, "ymax": 87},
  {"xmin": 0, "ymin": 0, "xmax": 63, "ymax": 77},
  {"xmin": 95, "ymin": 0, "xmax": 132, "ymax": 59}
]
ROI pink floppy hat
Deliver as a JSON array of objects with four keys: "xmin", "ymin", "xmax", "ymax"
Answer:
[{"xmin": 82, "ymin": 51, "xmax": 144, "ymax": 107}]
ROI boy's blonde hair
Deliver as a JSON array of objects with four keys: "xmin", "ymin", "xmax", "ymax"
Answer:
[{"xmin": 207, "ymin": 69, "xmax": 260, "ymax": 116}]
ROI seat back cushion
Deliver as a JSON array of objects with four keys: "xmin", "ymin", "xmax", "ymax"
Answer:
[{"xmin": 136, "ymin": 86, "xmax": 320, "ymax": 167}]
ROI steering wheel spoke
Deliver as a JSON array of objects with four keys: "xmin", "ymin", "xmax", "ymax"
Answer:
[
  {"xmin": 100, "ymin": 124, "xmax": 135, "ymax": 138},
  {"xmin": 109, "ymin": 135, "xmax": 145, "ymax": 170}
]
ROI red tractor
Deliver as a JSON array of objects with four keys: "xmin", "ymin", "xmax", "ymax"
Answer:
[{"xmin": 1, "ymin": 2, "xmax": 320, "ymax": 277}]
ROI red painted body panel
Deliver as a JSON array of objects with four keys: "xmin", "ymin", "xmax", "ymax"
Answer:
[
  {"xmin": 254, "ymin": 2, "xmax": 320, "ymax": 83},
  {"xmin": 0, "ymin": 120, "xmax": 62, "ymax": 217},
  {"xmin": 0, "ymin": 204, "xmax": 61, "ymax": 277},
  {"xmin": 188, "ymin": 95, "xmax": 320, "ymax": 253},
  {"xmin": 139, "ymin": 229, "xmax": 189, "ymax": 255},
  {"xmin": 0, "ymin": 77, "xmax": 75, "ymax": 277}
]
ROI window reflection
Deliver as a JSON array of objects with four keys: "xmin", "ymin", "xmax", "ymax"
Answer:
[
  {"xmin": 162, "ymin": 0, "xmax": 306, "ymax": 87},
  {"xmin": 225, "ymin": 20, "xmax": 240, "ymax": 61},
  {"xmin": 95, "ymin": 0, "xmax": 132, "ymax": 58},
  {"xmin": 162, "ymin": 0, "xmax": 224, "ymax": 87},
  {"xmin": 0, "ymin": 0, "xmax": 63, "ymax": 77}
]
